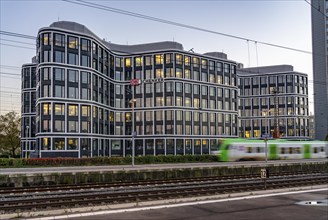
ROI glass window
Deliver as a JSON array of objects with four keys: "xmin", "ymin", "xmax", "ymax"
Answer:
[
  {"xmin": 81, "ymin": 55, "xmax": 90, "ymax": 67},
  {"xmin": 193, "ymin": 85, "xmax": 200, "ymax": 95},
  {"xmin": 42, "ymin": 103, "xmax": 51, "ymax": 115},
  {"xmin": 176, "ymin": 68, "xmax": 182, "ymax": 78},
  {"xmin": 68, "ymin": 87, "xmax": 78, "ymax": 99},
  {"xmin": 68, "ymin": 36, "xmax": 78, "ymax": 49},
  {"xmin": 54, "ymin": 33, "xmax": 64, "ymax": 47},
  {"xmin": 54, "ymin": 68, "xmax": 64, "ymax": 81},
  {"xmin": 81, "ymin": 38, "xmax": 90, "ymax": 51},
  {"xmin": 193, "ymin": 70, "xmax": 200, "ymax": 80},
  {"xmin": 201, "ymin": 59, "xmax": 207, "ymax": 69},
  {"xmin": 43, "ymin": 85, "xmax": 50, "ymax": 97},
  {"xmin": 125, "ymin": 57, "xmax": 131, "ymax": 67},
  {"xmin": 145, "ymin": 56, "xmax": 152, "ymax": 66},
  {"xmin": 42, "ymin": 33, "xmax": 50, "ymax": 46},
  {"xmin": 193, "ymin": 57, "xmax": 199, "ymax": 68},
  {"xmin": 68, "ymin": 104, "xmax": 78, "ymax": 116},
  {"xmin": 176, "ymin": 82, "xmax": 183, "ymax": 93},
  {"xmin": 55, "ymin": 85, "xmax": 65, "ymax": 98},
  {"xmin": 155, "ymin": 54, "xmax": 163, "ymax": 65},
  {"xmin": 185, "ymin": 83, "xmax": 191, "ymax": 93},
  {"xmin": 55, "ymin": 103, "xmax": 65, "ymax": 115},
  {"xmin": 165, "ymin": 53, "xmax": 173, "ymax": 64},
  {"xmin": 54, "ymin": 120, "xmax": 65, "ymax": 132},
  {"xmin": 217, "ymin": 62, "xmax": 223, "ymax": 72},
  {"xmin": 135, "ymin": 57, "xmax": 143, "ymax": 66},
  {"xmin": 224, "ymin": 63, "xmax": 230, "ymax": 73},
  {"xmin": 54, "ymin": 51, "xmax": 65, "ymax": 63},
  {"xmin": 42, "ymin": 68, "xmax": 50, "ymax": 81},
  {"xmin": 81, "ymin": 105, "xmax": 90, "ymax": 117},
  {"xmin": 184, "ymin": 56, "xmax": 191, "ymax": 66},
  {"xmin": 68, "ymin": 121, "xmax": 78, "ymax": 132},
  {"xmin": 68, "ymin": 70, "xmax": 78, "ymax": 82},
  {"xmin": 175, "ymin": 54, "xmax": 183, "ymax": 64},
  {"xmin": 68, "ymin": 53, "xmax": 78, "ymax": 65},
  {"xmin": 67, "ymin": 138, "xmax": 78, "ymax": 149},
  {"xmin": 43, "ymin": 50, "xmax": 50, "ymax": 62},
  {"xmin": 81, "ymin": 71, "xmax": 90, "ymax": 84}
]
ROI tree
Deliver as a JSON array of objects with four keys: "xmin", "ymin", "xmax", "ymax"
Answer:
[{"xmin": 0, "ymin": 111, "xmax": 21, "ymax": 157}]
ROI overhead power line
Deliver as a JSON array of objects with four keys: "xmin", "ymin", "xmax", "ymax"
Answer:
[
  {"xmin": 0, "ymin": 43, "xmax": 35, "ymax": 50},
  {"xmin": 63, "ymin": 0, "xmax": 313, "ymax": 55},
  {"xmin": 0, "ymin": 31, "xmax": 36, "ymax": 40},
  {"xmin": 0, "ymin": 39, "xmax": 36, "ymax": 46}
]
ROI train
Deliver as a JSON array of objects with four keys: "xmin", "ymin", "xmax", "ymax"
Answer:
[{"xmin": 211, "ymin": 138, "xmax": 328, "ymax": 162}]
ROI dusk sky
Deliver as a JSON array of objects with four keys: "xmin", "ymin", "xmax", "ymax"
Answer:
[{"xmin": 0, "ymin": 0, "xmax": 313, "ymax": 114}]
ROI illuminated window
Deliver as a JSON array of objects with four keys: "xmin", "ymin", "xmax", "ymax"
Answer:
[
  {"xmin": 43, "ymin": 103, "xmax": 51, "ymax": 115},
  {"xmin": 42, "ymin": 33, "xmax": 50, "ymax": 46},
  {"xmin": 67, "ymin": 138, "xmax": 78, "ymax": 150},
  {"xmin": 135, "ymin": 57, "xmax": 142, "ymax": 66},
  {"xmin": 125, "ymin": 58, "xmax": 131, "ymax": 67},
  {"xmin": 68, "ymin": 105, "xmax": 78, "ymax": 116},
  {"xmin": 201, "ymin": 59, "xmax": 207, "ymax": 69},
  {"xmin": 156, "ymin": 69, "xmax": 163, "ymax": 78},
  {"xmin": 165, "ymin": 53, "xmax": 173, "ymax": 64},
  {"xmin": 81, "ymin": 105, "xmax": 90, "ymax": 117},
  {"xmin": 184, "ymin": 56, "xmax": 191, "ymax": 66},
  {"xmin": 42, "ymin": 138, "xmax": 51, "ymax": 150},
  {"xmin": 55, "ymin": 103, "xmax": 65, "ymax": 115},
  {"xmin": 54, "ymin": 138, "xmax": 65, "ymax": 150},
  {"xmin": 68, "ymin": 36, "xmax": 78, "ymax": 49},
  {"xmin": 217, "ymin": 75, "xmax": 223, "ymax": 84},
  {"xmin": 155, "ymin": 54, "xmax": 163, "ymax": 65},
  {"xmin": 194, "ymin": 98, "xmax": 200, "ymax": 108},
  {"xmin": 193, "ymin": 57, "xmax": 199, "ymax": 68},
  {"xmin": 175, "ymin": 54, "xmax": 183, "ymax": 64},
  {"xmin": 176, "ymin": 68, "xmax": 182, "ymax": 78},
  {"xmin": 185, "ymin": 69, "xmax": 191, "ymax": 79}
]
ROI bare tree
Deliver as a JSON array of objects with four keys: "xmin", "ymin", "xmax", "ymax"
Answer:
[{"xmin": 0, "ymin": 111, "xmax": 21, "ymax": 157}]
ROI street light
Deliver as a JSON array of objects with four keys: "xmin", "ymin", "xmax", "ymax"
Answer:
[
  {"xmin": 129, "ymin": 79, "xmax": 140, "ymax": 167},
  {"xmin": 25, "ymin": 125, "xmax": 29, "ymax": 159}
]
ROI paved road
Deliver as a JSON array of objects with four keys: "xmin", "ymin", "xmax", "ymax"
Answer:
[
  {"xmin": 69, "ymin": 189, "xmax": 328, "ymax": 220},
  {"xmin": 2, "ymin": 159, "xmax": 327, "ymax": 174}
]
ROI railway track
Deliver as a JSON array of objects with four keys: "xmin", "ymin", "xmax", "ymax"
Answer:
[{"xmin": 0, "ymin": 171, "xmax": 327, "ymax": 214}]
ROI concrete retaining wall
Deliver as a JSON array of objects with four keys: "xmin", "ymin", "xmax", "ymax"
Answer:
[{"xmin": 1, "ymin": 162, "xmax": 327, "ymax": 187}]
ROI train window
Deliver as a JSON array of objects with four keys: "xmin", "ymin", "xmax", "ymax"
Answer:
[
  {"xmin": 295, "ymin": 147, "xmax": 301, "ymax": 154},
  {"xmin": 247, "ymin": 147, "xmax": 252, "ymax": 153},
  {"xmin": 321, "ymin": 147, "xmax": 324, "ymax": 152},
  {"xmin": 314, "ymin": 147, "xmax": 318, "ymax": 154},
  {"xmin": 289, "ymin": 147, "xmax": 293, "ymax": 154},
  {"xmin": 256, "ymin": 147, "xmax": 260, "ymax": 153},
  {"xmin": 281, "ymin": 148, "xmax": 285, "ymax": 154}
]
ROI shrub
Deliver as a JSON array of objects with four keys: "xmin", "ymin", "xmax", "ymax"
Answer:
[{"xmin": 0, "ymin": 155, "xmax": 219, "ymax": 168}]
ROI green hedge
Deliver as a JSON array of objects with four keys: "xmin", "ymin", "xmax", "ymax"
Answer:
[{"xmin": 0, "ymin": 155, "xmax": 219, "ymax": 168}]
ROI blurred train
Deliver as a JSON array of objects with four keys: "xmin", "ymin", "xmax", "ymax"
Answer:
[{"xmin": 211, "ymin": 138, "xmax": 328, "ymax": 162}]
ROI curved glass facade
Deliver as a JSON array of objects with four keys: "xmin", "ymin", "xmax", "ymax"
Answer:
[{"xmin": 24, "ymin": 21, "xmax": 238, "ymax": 158}]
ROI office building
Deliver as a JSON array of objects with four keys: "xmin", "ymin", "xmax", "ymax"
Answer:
[
  {"xmin": 238, "ymin": 65, "xmax": 309, "ymax": 138},
  {"xmin": 21, "ymin": 21, "xmax": 239, "ymax": 158},
  {"xmin": 311, "ymin": 0, "xmax": 328, "ymax": 140}
]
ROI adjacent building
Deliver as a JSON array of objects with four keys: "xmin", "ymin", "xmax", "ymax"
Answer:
[
  {"xmin": 238, "ymin": 65, "xmax": 309, "ymax": 138},
  {"xmin": 21, "ymin": 21, "xmax": 239, "ymax": 158},
  {"xmin": 311, "ymin": 0, "xmax": 328, "ymax": 140},
  {"xmin": 21, "ymin": 62, "xmax": 37, "ymax": 158}
]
